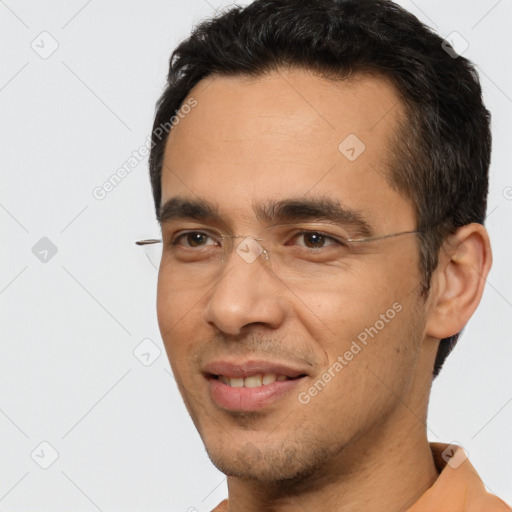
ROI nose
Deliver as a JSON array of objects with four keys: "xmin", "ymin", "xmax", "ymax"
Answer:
[{"xmin": 202, "ymin": 247, "xmax": 286, "ymax": 335}]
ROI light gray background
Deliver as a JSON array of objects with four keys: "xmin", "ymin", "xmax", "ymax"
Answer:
[{"xmin": 1, "ymin": 0, "xmax": 511, "ymax": 510}]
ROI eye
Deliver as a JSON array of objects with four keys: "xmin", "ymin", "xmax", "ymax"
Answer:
[
  {"xmin": 290, "ymin": 231, "xmax": 344, "ymax": 250},
  {"xmin": 171, "ymin": 231, "xmax": 218, "ymax": 248}
]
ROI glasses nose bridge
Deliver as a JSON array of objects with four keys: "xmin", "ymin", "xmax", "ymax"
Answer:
[{"xmin": 220, "ymin": 234, "xmax": 270, "ymax": 266}]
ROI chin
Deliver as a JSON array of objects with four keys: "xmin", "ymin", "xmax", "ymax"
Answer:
[{"xmin": 203, "ymin": 436, "xmax": 336, "ymax": 485}]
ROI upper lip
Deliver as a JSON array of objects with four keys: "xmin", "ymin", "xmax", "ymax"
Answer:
[{"xmin": 202, "ymin": 359, "xmax": 310, "ymax": 379}]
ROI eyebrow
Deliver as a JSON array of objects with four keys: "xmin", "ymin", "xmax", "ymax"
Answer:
[{"xmin": 158, "ymin": 196, "xmax": 373, "ymax": 237}]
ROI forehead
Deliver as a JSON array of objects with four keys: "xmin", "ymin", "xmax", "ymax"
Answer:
[{"xmin": 161, "ymin": 68, "xmax": 414, "ymax": 231}]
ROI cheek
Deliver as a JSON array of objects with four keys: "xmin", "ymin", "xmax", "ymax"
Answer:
[
  {"xmin": 303, "ymin": 299, "xmax": 423, "ymax": 435},
  {"xmin": 156, "ymin": 274, "xmax": 204, "ymax": 370},
  {"xmin": 294, "ymin": 266, "xmax": 410, "ymax": 346},
  {"xmin": 298, "ymin": 259, "xmax": 422, "ymax": 385},
  {"xmin": 358, "ymin": 295, "xmax": 424, "ymax": 386}
]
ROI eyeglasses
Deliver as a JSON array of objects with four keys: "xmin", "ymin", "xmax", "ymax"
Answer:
[{"xmin": 135, "ymin": 224, "xmax": 421, "ymax": 288}]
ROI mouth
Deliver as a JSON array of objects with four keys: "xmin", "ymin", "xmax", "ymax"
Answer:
[
  {"xmin": 214, "ymin": 373, "xmax": 297, "ymax": 388},
  {"xmin": 203, "ymin": 360, "xmax": 309, "ymax": 411}
]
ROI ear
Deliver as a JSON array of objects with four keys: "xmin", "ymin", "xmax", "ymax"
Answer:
[{"xmin": 425, "ymin": 223, "xmax": 492, "ymax": 339}]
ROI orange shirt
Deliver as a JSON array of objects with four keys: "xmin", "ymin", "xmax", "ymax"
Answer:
[{"xmin": 211, "ymin": 443, "xmax": 510, "ymax": 511}]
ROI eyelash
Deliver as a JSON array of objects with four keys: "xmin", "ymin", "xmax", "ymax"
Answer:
[{"xmin": 169, "ymin": 230, "xmax": 346, "ymax": 249}]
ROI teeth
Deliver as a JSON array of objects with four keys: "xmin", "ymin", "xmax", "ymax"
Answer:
[
  {"xmin": 219, "ymin": 373, "xmax": 289, "ymax": 387},
  {"xmin": 229, "ymin": 377, "xmax": 244, "ymax": 388},
  {"xmin": 244, "ymin": 375, "xmax": 262, "ymax": 388},
  {"xmin": 262, "ymin": 373, "xmax": 276, "ymax": 385}
]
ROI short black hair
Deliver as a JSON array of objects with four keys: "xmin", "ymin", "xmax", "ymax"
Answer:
[{"xmin": 148, "ymin": 0, "xmax": 491, "ymax": 377}]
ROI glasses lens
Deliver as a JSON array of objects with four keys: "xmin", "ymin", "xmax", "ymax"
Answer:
[
  {"xmin": 151, "ymin": 226, "xmax": 419, "ymax": 295},
  {"xmin": 157, "ymin": 231, "xmax": 354, "ymax": 288},
  {"xmin": 143, "ymin": 242, "xmax": 163, "ymax": 270}
]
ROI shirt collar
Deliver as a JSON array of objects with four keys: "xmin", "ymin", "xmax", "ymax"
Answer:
[{"xmin": 405, "ymin": 442, "xmax": 510, "ymax": 512}]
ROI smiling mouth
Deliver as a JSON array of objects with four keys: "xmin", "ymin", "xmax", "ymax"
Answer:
[{"xmin": 212, "ymin": 373, "xmax": 306, "ymax": 388}]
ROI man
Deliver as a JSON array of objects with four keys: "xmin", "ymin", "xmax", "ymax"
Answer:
[{"xmin": 138, "ymin": 0, "xmax": 511, "ymax": 509}]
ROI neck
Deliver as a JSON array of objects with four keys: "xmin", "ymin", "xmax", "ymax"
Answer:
[{"xmin": 225, "ymin": 409, "xmax": 438, "ymax": 512}]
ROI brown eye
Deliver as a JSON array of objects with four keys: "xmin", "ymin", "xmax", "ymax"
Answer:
[
  {"xmin": 304, "ymin": 233, "xmax": 325, "ymax": 248},
  {"xmin": 293, "ymin": 232, "xmax": 340, "ymax": 249},
  {"xmin": 172, "ymin": 232, "xmax": 216, "ymax": 248},
  {"xmin": 186, "ymin": 232, "xmax": 208, "ymax": 247}
]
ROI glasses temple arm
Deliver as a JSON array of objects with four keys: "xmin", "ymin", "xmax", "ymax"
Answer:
[{"xmin": 135, "ymin": 239, "xmax": 162, "ymax": 246}]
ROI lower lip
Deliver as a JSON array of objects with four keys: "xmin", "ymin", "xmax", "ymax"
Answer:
[{"xmin": 207, "ymin": 377, "xmax": 304, "ymax": 411}]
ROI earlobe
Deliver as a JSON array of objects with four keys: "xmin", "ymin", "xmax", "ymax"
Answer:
[{"xmin": 425, "ymin": 223, "xmax": 492, "ymax": 339}]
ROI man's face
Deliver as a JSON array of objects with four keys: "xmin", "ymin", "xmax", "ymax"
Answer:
[{"xmin": 157, "ymin": 69, "xmax": 430, "ymax": 481}]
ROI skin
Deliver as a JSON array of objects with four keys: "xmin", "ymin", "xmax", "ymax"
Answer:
[{"xmin": 156, "ymin": 68, "xmax": 492, "ymax": 511}]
